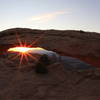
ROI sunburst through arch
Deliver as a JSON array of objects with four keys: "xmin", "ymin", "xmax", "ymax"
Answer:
[{"xmin": 8, "ymin": 31, "xmax": 46, "ymax": 65}]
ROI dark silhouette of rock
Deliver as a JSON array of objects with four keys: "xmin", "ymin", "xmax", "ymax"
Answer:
[
  {"xmin": 35, "ymin": 54, "xmax": 50, "ymax": 74},
  {"xmin": 0, "ymin": 44, "xmax": 15, "ymax": 58},
  {"xmin": 0, "ymin": 44, "xmax": 14, "ymax": 53},
  {"xmin": 39, "ymin": 54, "xmax": 50, "ymax": 65}
]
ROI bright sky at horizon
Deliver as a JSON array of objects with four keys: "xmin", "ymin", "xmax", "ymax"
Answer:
[{"xmin": 0, "ymin": 0, "xmax": 100, "ymax": 33}]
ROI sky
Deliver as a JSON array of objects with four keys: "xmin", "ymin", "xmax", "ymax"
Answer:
[{"xmin": 0, "ymin": 0, "xmax": 100, "ymax": 33}]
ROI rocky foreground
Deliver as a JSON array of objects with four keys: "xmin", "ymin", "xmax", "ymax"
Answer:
[
  {"xmin": 0, "ymin": 28, "xmax": 100, "ymax": 100},
  {"xmin": 0, "ymin": 54, "xmax": 100, "ymax": 100}
]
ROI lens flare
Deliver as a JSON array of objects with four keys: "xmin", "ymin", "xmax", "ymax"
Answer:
[
  {"xmin": 7, "ymin": 31, "xmax": 46, "ymax": 65},
  {"xmin": 8, "ymin": 46, "xmax": 39, "ymax": 65}
]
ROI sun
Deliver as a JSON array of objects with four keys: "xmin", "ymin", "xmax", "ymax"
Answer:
[
  {"xmin": 7, "ymin": 32, "xmax": 45, "ymax": 65},
  {"xmin": 8, "ymin": 46, "xmax": 37, "ymax": 65},
  {"xmin": 8, "ymin": 47, "xmax": 33, "ymax": 53}
]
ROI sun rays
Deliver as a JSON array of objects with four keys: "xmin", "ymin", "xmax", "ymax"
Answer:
[{"xmin": 8, "ymin": 32, "xmax": 46, "ymax": 65}]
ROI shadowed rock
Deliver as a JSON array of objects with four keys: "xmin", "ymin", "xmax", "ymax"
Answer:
[
  {"xmin": 61, "ymin": 56, "xmax": 96, "ymax": 71},
  {"xmin": 35, "ymin": 54, "xmax": 50, "ymax": 74},
  {"xmin": 0, "ymin": 44, "xmax": 15, "ymax": 58},
  {"xmin": 0, "ymin": 44, "xmax": 14, "ymax": 52}
]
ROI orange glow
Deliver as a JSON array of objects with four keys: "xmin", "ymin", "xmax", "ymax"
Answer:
[
  {"xmin": 7, "ymin": 31, "xmax": 46, "ymax": 65},
  {"xmin": 8, "ymin": 47, "xmax": 33, "ymax": 53},
  {"xmin": 8, "ymin": 46, "xmax": 38, "ymax": 65}
]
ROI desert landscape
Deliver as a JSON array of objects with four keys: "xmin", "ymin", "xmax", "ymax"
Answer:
[{"xmin": 0, "ymin": 28, "xmax": 100, "ymax": 100}]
